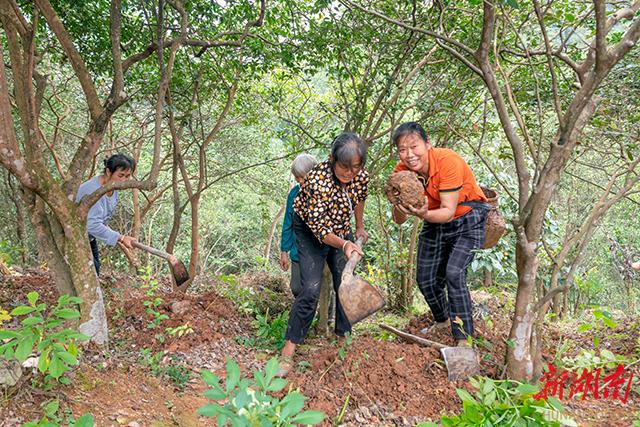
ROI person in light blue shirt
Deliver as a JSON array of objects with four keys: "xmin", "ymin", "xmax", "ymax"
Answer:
[
  {"xmin": 279, "ymin": 154, "xmax": 318, "ymax": 296},
  {"xmin": 75, "ymin": 154, "xmax": 137, "ymax": 276}
]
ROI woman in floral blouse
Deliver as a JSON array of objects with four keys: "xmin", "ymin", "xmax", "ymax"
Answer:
[{"xmin": 277, "ymin": 132, "xmax": 369, "ymax": 377}]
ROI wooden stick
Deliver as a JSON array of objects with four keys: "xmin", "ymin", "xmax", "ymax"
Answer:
[{"xmin": 132, "ymin": 241, "xmax": 173, "ymax": 261}]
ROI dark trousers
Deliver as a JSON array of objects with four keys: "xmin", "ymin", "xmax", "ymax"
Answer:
[
  {"xmin": 284, "ymin": 213, "xmax": 351, "ymax": 344},
  {"xmin": 416, "ymin": 208, "xmax": 487, "ymax": 340},
  {"xmin": 89, "ymin": 235, "xmax": 101, "ymax": 276}
]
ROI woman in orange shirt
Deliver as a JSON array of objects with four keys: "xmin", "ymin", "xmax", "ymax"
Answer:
[{"xmin": 390, "ymin": 122, "xmax": 488, "ymax": 346}]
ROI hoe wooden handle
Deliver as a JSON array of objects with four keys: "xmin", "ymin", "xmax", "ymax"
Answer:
[{"xmin": 132, "ymin": 241, "xmax": 173, "ymax": 261}]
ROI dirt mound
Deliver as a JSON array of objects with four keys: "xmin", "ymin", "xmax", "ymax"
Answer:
[
  {"xmin": 238, "ymin": 271, "xmax": 291, "ymax": 315},
  {"xmin": 286, "ymin": 335, "xmax": 463, "ymax": 424},
  {"xmin": 111, "ymin": 288, "xmax": 252, "ymax": 353},
  {"xmin": 384, "ymin": 171, "xmax": 425, "ymax": 209},
  {"xmin": 0, "ymin": 269, "xmax": 58, "ymax": 309}
]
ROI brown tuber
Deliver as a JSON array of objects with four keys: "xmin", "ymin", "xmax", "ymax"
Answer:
[{"xmin": 384, "ymin": 171, "xmax": 425, "ymax": 209}]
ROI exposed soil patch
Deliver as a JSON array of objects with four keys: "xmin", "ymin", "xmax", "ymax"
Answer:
[{"xmin": 1, "ymin": 271, "xmax": 639, "ymax": 426}]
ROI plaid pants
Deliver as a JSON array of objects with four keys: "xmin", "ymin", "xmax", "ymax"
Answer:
[{"xmin": 416, "ymin": 208, "xmax": 487, "ymax": 340}]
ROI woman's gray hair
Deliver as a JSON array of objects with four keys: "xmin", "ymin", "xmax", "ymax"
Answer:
[
  {"xmin": 331, "ymin": 132, "xmax": 368, "ymax": 167},
  {"xmin": 291, "ymin": 154, "xmax": 318, "ymax": 178}
]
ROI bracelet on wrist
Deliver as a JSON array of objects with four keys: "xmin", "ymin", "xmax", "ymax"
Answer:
[{"xmin": 342, "ymin": 240, "xmax": 350, "ymax": 252}]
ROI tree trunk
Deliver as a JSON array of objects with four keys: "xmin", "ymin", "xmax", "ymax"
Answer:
[
  {"xmin": 402, "ymin": 217, "xmax": 420, "ymax": 309},
  {"xmin": 265, "ymin": 201, "xmax": 286, "ymax": 263},
  {"xmin": 7, "ymin": 173, "xmax": 27, "ymax": 264},
  {"xmin": 188, "ymin": 193, "xmax": 200, "ymax": 280},
  {"xmin": 505, "ymin": 240, "xmax": 538, "ymax": 380},
  {"xmin": 483, "ymin": 269, "xmax": 492, "ymax": 287}
]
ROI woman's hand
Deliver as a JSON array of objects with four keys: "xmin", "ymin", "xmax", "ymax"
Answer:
[
  {"xmin": 355, "ymin": 227, "xmax": 369, "ymax": 244},
  {"xmin": 343, "ymin": 240, "xmax": 364, "ymax": 259},
  {"xmin": 279, "ymin": 252, "xmax": 290, "ymax": 271},
  {"xmin": 398, "ymin": 201, "xmax": 428, "ymax": 220},
  {"xmin": 118, "ymin": 235, "xmax": 137, "ymax": 249}
]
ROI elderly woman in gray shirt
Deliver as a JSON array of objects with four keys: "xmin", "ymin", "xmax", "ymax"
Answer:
[{"xmin": 75, "ymin": 154, "xmax": 137, "ymax": 276}]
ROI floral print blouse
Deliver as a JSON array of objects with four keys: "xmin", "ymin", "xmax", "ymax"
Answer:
[{"xmin": 294, "ymin": 160, "xmax": 369, "ymax": 243}]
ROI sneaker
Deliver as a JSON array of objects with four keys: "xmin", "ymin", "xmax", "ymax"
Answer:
[
  {"xmin": 276, "ymin": 356, "xmax": 294, "ymax": 378},
  {"xmin": 420, "ymin": 320, "xmax": 449, "ymax": 335}
]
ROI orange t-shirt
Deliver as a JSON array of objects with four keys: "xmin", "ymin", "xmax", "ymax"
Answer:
[{"xmin": 394, "ymin": 148, "xmax": 486, "ymax": 218}]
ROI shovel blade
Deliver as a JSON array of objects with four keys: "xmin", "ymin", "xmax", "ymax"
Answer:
[
  {"xmin": 168, "ymin": 257, "xmax": 190, "ymax": 289},
  {"xmin": 440, "ymin": 347, "xmax": 480, "ymax": 381},
  {"xmin": 338, "ymin": 276, "xmax": 385, "ymax": 325}
]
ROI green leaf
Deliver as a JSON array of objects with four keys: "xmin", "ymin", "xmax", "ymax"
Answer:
[
  {"xmin": 547, "ymin": 395, "xmax": 565, "ymax": 412},
  {"xmin": 0, "ymin": 330, "xmax": 19, "ymax": 339},
  {"xmin": 481, "ymin": 378, "xmax": 494, "ymax": 394},
  {"xmin": 263, "ymin": 357, "xmax": 278, "ymax": 382},
  {"xmin": 55, "ymin": 309, "xmax": 81, "ymax": 320},
  {"xmin": 600, "ymin": 349, "xmax": 615, "ymax": 361},
  {"xmin": 21, "ymin": 316, "xmax": 44, "ymax": 326},
  {"xmin": 201, "ymin": 370, "xmax": 220, "ymax": 386},
  {"xmin": 266, "ymin": 377, "xmax": 287, "ymax": 392},
  {"xmin": 225, "ymin": 358, "xmax": 241, "ymax": 392},
  {"xmin": 48, "ymin": 355, "xmax": 65, "ymax": 379},
  {"xmin": 203, "ymin": 388, "xmax": 227, "ymax": 401},
  {"xmin": 577, "ymin": 324, "xmax": 591, "ymax": 332},
  {"xmin": 11, "ymin": 306, "xmax": 35, "ymax": 316},
  {"xmin": 515, "ymin": 383, "xmax": 539, "ymax": 395},
  {"xmin": 280, "ymin": 392, "xmax": 305, "ymax": 419},
  {"xmin": 68, "ymin": 332, "xmax": 91, "ymax": 341},
  {"xmin": 198, "ymin": 403, "xmax": 223, "ymax": 417},
  {"xmin": 15, "ymin": 335, "xmax": 35, "ymax": 362},
  {"xmin": 38, "ymin": 349, "xmax": 51, "ymax": 373},
  {"xmin": 43, "ymin": 399, "xmax": 59, "ymax": 417},
  {"xmin": 71, "ymin": 413, "xmax": 95, "ymax": 427},
  {"xmin": 291, "ymin": 410, "xmax": 326, "ymax": 425},
  {"xmin": 27, "ymin": 292, "xmax": 39, "ymax": 306},
  {"xmin": 57, "ymin": 351, "xmax": 78, "ymax": 366},
  {"xmin": 456, "ymin": 388, "xmax": 478, "ymax": 404},
  {"xmin": 234, "ymin": 389, "xmax": 251, "ymax": 409},
  {"xmin": 602, "ymin": 317, "xmax": 616, "ymax": 328}
]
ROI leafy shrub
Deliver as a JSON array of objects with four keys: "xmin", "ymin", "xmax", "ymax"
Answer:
[
  {"xmin": 217, "ymin": 273, "xmax": 290, "ymax": 318},
  {"xmin": 140, "ymin": 349, "xmax": 193, "ymax": 390},
  {"xmin": 0, "ymin": 292, "xmax": 89, "ymax": 386},
  {"xmin": 0, "ymin": 238, "xmax": 23, "ymax": 266},
  {"xmin": 198, "ymin": 358, "xmax": 325, "ymax": 426},
  {"xmin": 435, "ymin": 377, "xmax": 576, "ymax": 427},
  {"xmin": 561, "ymin": 348, "xmax": 629, "ymax": 371},
  {"xmin": 577, "ymin": 306, "xmax": 617, "ymax": 348},
  {"xmin": 238, "ymin": 310, "xmax": 289, "ymax": 351},
  {"xmin": 20, "ymin": 399, "xmax": 94, "ymax": 427}
]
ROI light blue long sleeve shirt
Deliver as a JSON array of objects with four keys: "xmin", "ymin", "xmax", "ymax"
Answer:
[
  {"xmin": 280, "ymin": 185, "xmax": 300, "ymax": 262},
  {"xmin": 75, "ymin": 176, "xmax": 120, "ymax": 246}
]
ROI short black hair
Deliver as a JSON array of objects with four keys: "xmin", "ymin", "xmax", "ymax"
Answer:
[
  {"xmin": 331, "ymin": 132, "xmax": 368, "ymax": 167},
  {"xmin": 104, "ymin": 153, "xmax": 136, "ymax": 174},
  {"xmin": 392, "ymin": 122, "xmax": 428, "ymax": 146}
]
